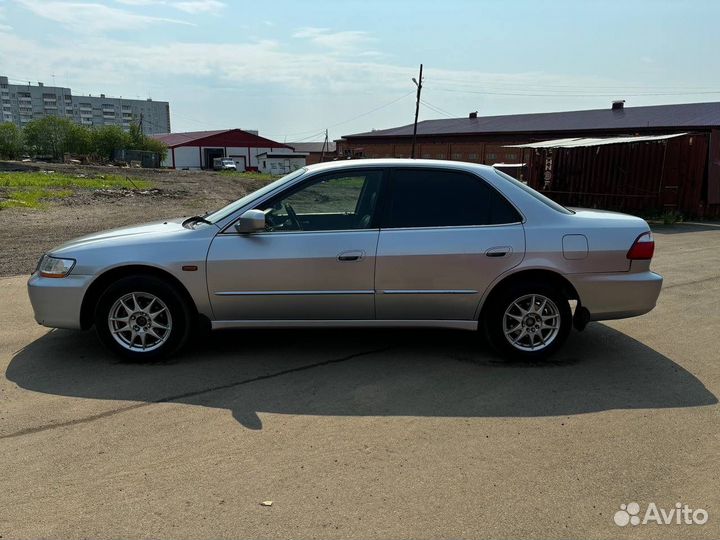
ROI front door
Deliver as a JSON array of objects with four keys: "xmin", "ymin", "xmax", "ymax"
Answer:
[
  {"xmin": 206, "ymin": 169, "xmax": 384, "ymax": 321},
  {"xmin": 375, "ymin": 168, "xmax": 525, "ymax": 321}
]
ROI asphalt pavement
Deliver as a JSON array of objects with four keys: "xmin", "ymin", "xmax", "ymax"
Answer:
[{"xmin": 1, "ymin": 223, "xmax": 719, "ymax": 539}]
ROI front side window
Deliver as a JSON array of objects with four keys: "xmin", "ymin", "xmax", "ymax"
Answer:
[
  {"xmin": 259, "ymin": 170, "xmax": 383, "ymax": 232},
  {"xmin": 205, "ymin": 168, "xmax": 307, "ymax": 223},
  {"xmin": 386, "ymin": 169, "xmax": 521, "ymax": 228}
]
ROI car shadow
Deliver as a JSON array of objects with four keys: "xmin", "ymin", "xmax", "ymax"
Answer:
[{"xmin": 5, "ymin": 323, "xmax": 717, "ymax": 429}]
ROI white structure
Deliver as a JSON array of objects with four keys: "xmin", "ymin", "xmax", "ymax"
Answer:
[
  {"xmin": 151, "ymin": 129, "xmax": 294, "ymax": 170},
  {"xmin": 257, "ymin": 152, "xmax": 309, "ymax": 175}
]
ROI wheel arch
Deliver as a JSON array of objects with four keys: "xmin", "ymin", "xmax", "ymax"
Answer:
[
  {"xmin": 80, "ymin": 264, "xmax": 198, "ymax": 330},
  {"xmin": 478, "ymin": 268, "xmax": 580, "ymax": 323}
]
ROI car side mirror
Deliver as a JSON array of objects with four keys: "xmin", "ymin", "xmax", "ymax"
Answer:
[{"xmin": 234, "ymin": 209, "xmax": 266, "ymax": 233}]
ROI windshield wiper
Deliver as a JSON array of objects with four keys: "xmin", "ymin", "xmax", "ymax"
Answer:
[{"xmin": 183, "ymin": 215, "xmax": 213, "ymax": 227}]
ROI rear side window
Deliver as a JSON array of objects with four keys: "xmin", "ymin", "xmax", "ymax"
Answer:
[{"xmin": 385, "ymin": 169, "xmax": 522, "ymax": 228}]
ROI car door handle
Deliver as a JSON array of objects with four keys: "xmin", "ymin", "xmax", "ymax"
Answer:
[
  {"xmin": 486, "ymin": 246, "xmax": 512, "ymax": 258},
  {"xmin": 338, "ymin": 250, "xmax": 364, "ymax": 262}
]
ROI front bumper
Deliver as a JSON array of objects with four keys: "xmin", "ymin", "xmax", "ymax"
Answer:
[
  {"xmin": 27, "ymin": 272, "xmax": 94, "ymax": 329},
  {"xmin": 568, "ymin": 270, "xmax": 663, "ymax": 321}
]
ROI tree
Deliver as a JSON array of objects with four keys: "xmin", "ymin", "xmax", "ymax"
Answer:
[
  {"xmin": 18, "ymin": 117, "xmax": 166, "ymax": 163},
  {"xmin": 0, "ymin": 122, "xmax": 23, "ymax": 159},
  {"xmin": 65, "ymin": 123, "xmax": 92, "ymax": 155},
  {"xmin": 128, "ymin": 120, "xmax": 145, "ymax": 149},
  {"xmin": 90, "ymin": 125, "xmax": 130, "ymax": 160},
  {"xmin": 139, "ymin": 135, "xmax": 167, "ymax": 160},
  {"xmin": 23, "ymin": 116, "xmax": 78, "ymax": 159},
  {"xmin": 126, "ymin": 119, "xmax": 168, "ymax": 161}
]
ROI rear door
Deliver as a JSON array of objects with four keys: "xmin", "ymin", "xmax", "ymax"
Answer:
[{"xmin": 375, "ymin": 167, "xmax": 525, "ymax": 321}]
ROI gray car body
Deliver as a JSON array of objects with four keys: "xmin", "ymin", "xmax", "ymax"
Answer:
[{"xmin": 28, "ymin": 159, "xmax": 662, "ymax": 331}]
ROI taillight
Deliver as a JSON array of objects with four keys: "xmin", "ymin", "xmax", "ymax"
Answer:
[{"xmin": 627, "ymin": 231, "xmax": 655, "ymax": 260}]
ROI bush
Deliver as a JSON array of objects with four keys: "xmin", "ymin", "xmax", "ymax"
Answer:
[{"xmin": 661, "ymin": 210, "xmax": 684, "ymax": 225}]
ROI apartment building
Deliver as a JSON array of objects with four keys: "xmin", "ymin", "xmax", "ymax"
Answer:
[{"xmin": 0, "ymin": 76, "xmax": 170, "ymax": 134}]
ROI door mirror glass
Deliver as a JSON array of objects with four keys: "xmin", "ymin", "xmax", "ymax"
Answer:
[{"xmin": 235, "ymin": 209, "xmax": 266, "ymax": 233}]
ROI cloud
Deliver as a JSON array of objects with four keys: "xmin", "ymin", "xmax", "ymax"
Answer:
[
  {"xmin": 173, "ymin": 0, "xmax": 224, "ymax": 13},
  {"xmin": 114, "ymin": 0, "xmax": 225, "ymax": 13},
  {"xmin": 0, "ymin": 4, "xmax": 10, "ymax": 31},
  {"xmin": 293, "ymin": 27, "xmax": 375, "ymax": 53},
  {"xmin": 14, "ymin": 0, "xmax": 194, "ymax": 31},
  {"xmin": 0, "ymin": 28, "xmax": 619, "ymax": 99}
]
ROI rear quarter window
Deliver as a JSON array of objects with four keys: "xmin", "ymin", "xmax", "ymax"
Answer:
[{"xmin": 493, "ymin": 169, "xmax": 574, "ymax": 215}]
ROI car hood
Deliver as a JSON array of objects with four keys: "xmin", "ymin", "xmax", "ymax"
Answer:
[{"xmin": 49, "ymin": 218, "xmax": 210, "ymax": 255}]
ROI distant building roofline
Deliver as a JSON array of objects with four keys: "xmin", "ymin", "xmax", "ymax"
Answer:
[{"xmin": 342, "ymin": 101, "xmax": 720, "ymax": 139}]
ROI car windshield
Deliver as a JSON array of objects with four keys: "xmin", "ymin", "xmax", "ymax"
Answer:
[
  {"xmin": 204, "ymin": 168, "xmax": 307, "ymax": 224},
  {"xmin": 493, "ymin": 169, "xmax": 574, "ymax": 215}
]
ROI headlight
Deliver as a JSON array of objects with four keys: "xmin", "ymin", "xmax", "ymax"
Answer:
[{"xmin": 38, "ymin": 255, "xmax": 75, "ymax": 278}]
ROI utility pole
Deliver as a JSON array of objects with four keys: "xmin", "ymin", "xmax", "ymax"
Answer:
[
  {"xmin": 321, "ymin": 128, "xmax": 329, "ymax": 162},
  {"xmin": 411, "ymin": 63, "xmax": 423, "ymax": 159}
]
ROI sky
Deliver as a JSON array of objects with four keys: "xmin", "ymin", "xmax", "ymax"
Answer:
[{"xmin": 1, "ymin": 0, "xmax": 720, "ymax": 141}]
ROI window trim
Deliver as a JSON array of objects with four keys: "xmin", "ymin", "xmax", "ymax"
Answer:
[{"xmin": 380, "ymin": 167, "xmax": 524, "ymax": 230}]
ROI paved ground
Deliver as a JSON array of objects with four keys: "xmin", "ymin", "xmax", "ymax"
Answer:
[{"xmin": 1, "ymin": 223, "xmax": 719, "ymax": 539}]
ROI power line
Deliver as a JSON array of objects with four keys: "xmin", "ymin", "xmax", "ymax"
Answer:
[
  {"xmin": 419, "ymin": 98, "xmax": 455, "ymax": 118},
  {"xmin": 265, "ymin": 90, "xmax": 416, "ymax": 141},
  {"xmin": 289, "ymin": 129, "xmax": 328, "ymax": 143},
  {"xmin": 326, "ymin": 90, "xmax": 416, "ymax": 130},
  {"xmin": 425, "ymin": 77, "xmax": 719, "ymax": 92},
  {"xmin": 431, "ymin": 86, "xmax": 720, "ymax": 98}
]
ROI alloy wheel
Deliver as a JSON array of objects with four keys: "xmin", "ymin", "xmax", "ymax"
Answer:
[
  {"xmin": 502, "ymin": 293, "xmax": 561, "ymax": 352},
  {"xmin": 108, "ymin": 291, "xmax": 173, "ymax": 352}
]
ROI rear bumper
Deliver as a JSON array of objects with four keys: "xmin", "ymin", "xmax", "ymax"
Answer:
[
  {"xmin": 568, "ymin": 271, "xmax": 663, "ymax": 321},
  {"xmin": 27, "ymin": 273, "xmax": 93, "ymax": 329}
]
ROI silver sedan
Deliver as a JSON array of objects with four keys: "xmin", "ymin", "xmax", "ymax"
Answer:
[{"xmin": 27, "ymin": 159, "xmax": 662, "ymax": 360}]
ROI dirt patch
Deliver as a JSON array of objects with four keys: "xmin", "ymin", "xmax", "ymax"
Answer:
[{"xmin": 0, "ymin": 161, "xmax": 272, "ymax": 276}]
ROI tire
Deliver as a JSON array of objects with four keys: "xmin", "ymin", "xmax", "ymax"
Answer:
[
  {"xmin": 95, "ymin": 275, "xmax": 192, "ymax": 361},
  {"xmin": 483, "ymin": 281, "xmax": 572, "ymax": 361}
]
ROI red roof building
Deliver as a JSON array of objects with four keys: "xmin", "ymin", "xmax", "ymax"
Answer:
[{"xmin": 151, "ymin": 128, "xmax": 293, "ymax": 170}]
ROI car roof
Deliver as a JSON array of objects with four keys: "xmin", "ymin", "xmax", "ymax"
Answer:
[{"xmin": 304, "ymin": 158, "xmax": 496, "ymax": 174}]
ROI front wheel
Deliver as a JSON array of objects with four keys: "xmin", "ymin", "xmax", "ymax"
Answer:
[
  {"xmin": 484, "ymin": 282, "xmax": 572, "ymax": 361},
  {"xmin": 95, "ymin": 276, "xmax": 192, "ymax": 361}
]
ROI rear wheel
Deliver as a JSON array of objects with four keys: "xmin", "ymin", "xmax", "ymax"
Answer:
[
  {"xmin": 484, "ymin": 282, "xmax": 571, "ymax": 361},
  {"xmin": 95, "ymin": 276, "xmax": 192, "ymax": 361}
]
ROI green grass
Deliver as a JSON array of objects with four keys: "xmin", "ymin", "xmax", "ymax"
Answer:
[
  {"xmin": 0, "ymin": 171, "xmax": 152, "ymax": 210},
  {"xmin": 0, "ymin": 189, "xmax": 74, "ymax": 209},
  {"xmin": 0, "ymin": 172, "xmax": 151, "ymax": 190}
]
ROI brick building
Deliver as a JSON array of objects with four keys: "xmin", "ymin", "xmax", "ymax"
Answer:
[
  {"xmin": 288, "ymin": 141, "xmax": 337, "ymax": 165},
  {"xmin": 339, "ymin": 102, "xmax": 720, "ymax": 217}
]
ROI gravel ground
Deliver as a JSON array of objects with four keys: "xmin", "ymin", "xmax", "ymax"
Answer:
[{"xmin": 0, "ymin": 161, "xmax": 270, "ymax": 276}]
